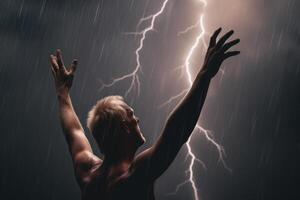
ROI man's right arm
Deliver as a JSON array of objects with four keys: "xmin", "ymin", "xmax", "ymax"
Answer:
[{"xmin": 50, "ymin": 50, "xmax": 102, "ymax": 183}]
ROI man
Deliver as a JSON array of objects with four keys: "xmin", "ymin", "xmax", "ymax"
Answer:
[{"xmin": 49, "ymin": 28, "xmax": 240, "ymax": 200}]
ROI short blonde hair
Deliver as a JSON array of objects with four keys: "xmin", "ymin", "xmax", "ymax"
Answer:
[{"xmin": 87, "ymin": 95, "xmax": 127, "ymax": 154}]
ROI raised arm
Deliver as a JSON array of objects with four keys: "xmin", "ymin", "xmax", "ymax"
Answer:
[
  {"xmin": 50, "ymin": 50, "xmax": 101, "ymax": 178},
  {"xmin": 134, "ymin": 28, "xmax": 240, "ymax": 180}
]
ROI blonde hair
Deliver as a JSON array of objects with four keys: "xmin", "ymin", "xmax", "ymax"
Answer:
[{"xmin": 87, "ymin": 95, "xmax": 127, "ymax": 154}]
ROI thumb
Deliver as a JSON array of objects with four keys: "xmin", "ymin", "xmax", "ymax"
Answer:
[{"xmin": 69, "ymin": 59, "xmax": 78, "ymax": 75}]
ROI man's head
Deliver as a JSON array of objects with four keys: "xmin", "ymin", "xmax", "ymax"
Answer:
[{"xmin": 87, "ymin": 96, "xmax": 145, "ymax": 156}]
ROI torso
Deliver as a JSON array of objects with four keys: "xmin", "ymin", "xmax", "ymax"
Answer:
[{"xmin": 79, "ymin": 163, "xmax": 155, "ymax": 200}]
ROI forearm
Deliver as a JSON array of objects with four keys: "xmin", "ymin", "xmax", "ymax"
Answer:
[
  {"xmin": 146, "ymin": 69, "xmax": 211, "ymax": 178},
  {"xmin": 57, "ymin": 90, "xmax": 83, "ymax": 135},
  {"xmin": 144, "ymin": 28, "xmax": 239, "ymax": 180},
  {"xmin": 165, "ymin": 69, "xmax": 211, "ymax": 143},
  {"xmin": 50, "ymin": 49, "xmax": 98, "ymax": 169}
]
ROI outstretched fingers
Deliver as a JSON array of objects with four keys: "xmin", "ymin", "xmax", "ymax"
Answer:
[
  {"xmin": 223, "ymin": 51, "xmax": 240, "ymax": 60},
  {"xmin": 209, "ymin": 27, "xmax": 222, "ymax": 48},
  {"xmin": 216, "ymin": 30, "xmax": 234, "ymax": 49},
  {"xmin": 56, "ymin": 49, "xmax": 65, "ymax": 69},
  {"xmin": 222, "ymin": 39, "xmax": 240, "ymax": 52},
  {"xmin": 50, "ymin": 55, "xmax": 59, "ymax": 71}
]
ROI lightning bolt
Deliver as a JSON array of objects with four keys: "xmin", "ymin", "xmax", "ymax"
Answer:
[
  {"xmin": 168, "ymin": 10, "xmax": 209, "ymax": 200},
  {"xmin": 99, "ymin": 0, "xmax": 169, "ymax": 97},
  {"xmin": 99, "ymin": 0, "xmax": 230, "ymax": 199},
  {"xmin": 164, "ymin": 1, "xmax": 231, "ymax": 199}
]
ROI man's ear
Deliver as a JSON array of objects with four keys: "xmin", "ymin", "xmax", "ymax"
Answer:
[{"xmin": 121, "ymin": 120, "xmax": 130, "ymax": 133}]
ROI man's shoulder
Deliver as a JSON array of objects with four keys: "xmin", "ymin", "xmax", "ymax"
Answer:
[
  {"xmin": 76, "ymin": 158, "xmax": 103, "ymax": 186},
  {"xmin": 129, "ymin": 150, "xmax": 157, "ymax": 183}
]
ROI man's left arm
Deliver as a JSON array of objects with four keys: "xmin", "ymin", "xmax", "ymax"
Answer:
[
  {"xmin": 133, "ymin": 28, "xmax": 240, "ymax": 180},
  {"xmin": 50, "ymin": 50, "xmax": 101, "ymax": 177}
]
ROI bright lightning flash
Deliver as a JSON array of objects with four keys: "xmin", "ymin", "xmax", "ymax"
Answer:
[
  {"xmin": 99, "ymin": 0, "xmax": 169, "ymax": 97},
  {"xmin": 99, "ymin": 0, "xmax": 230, "ymax": 200},
  {"xmin": 160, "ymin": 1, "xmax": 230, "ymax": 199}
]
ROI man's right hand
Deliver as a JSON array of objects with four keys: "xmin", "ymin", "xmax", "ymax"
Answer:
[
  {"xmin": 50, "ymin": 49, "xmax": 78, "ymax": 94},
  {"xmin": 200, "ymin": 28, "xmax": 240, "ymax": 78}
]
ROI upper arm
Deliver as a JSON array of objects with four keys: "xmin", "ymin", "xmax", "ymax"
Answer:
[
  {"xmin": 133, "ymin": 119, "xmax": 186, "ymax": 181},
  {"xmin": 64, "ymin": 129, "xmax": 102, "ymax": 175},
  {"xmin": 132, "ymin": 72, "xmax": 211, "ymax": 180},
  {"xmin": 65, "ymin": 128, "xmax": 93, "ymax": 158}
]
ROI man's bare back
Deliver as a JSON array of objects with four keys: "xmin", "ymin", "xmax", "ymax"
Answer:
[
  {"xmin": 80, "ymin": 162, "xmax": 155, "ymax": 200},
  {"xmin": 49, "ymin": 28, "xmax": 240, "ymax": 199}
]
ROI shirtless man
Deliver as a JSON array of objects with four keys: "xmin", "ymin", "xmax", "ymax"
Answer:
[{"xmin": 49, "ymin": 28, "xmax": 239, "ymax": 200}]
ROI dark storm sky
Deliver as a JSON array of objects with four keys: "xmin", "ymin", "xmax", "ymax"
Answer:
[{"xmin": 0, "ymin": 0, "xmax": 299, "ymax": 200}]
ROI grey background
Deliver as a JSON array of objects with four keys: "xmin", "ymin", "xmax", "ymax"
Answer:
[{"xmin": 0, "ymin": 0, "xmax": 299, "ymax": 199}]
